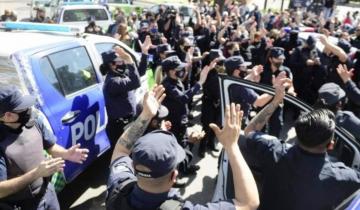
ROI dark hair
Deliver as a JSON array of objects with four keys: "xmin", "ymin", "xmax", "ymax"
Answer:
[
  {"xmin": 295, "ymin": 109, "xmax": 335, "ymax": 148},
  {"xmin": 100, "ymin": 62, "xmax": 113, "ymax": 76}
]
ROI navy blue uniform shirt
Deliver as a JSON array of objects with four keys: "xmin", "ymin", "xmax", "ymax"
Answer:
[
  {"xmin": 107, "ymin": 156, "xmax": 236, "ymax": 210},
  {"xmin": 229, "ymin": 84, "xmax": 258, "ymax": 121},
  {"xmin": 243, "ymin": 131, "xmax": 360, "ymax": 210},
  {"xmin": 103, "ymin": 63, "xmax": 141, "ymax": 120},
  {"xmin": 162, "ymin": 77, "xmax": 201, "ymax": 125},
  {"xmin": 0, "ymin": 114, "xmax": 56, "ymax": 181}
]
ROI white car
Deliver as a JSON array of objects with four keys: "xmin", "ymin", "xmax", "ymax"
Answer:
[{"xmin": 53, "ymin": 4, "xmax": 113, "ymax": 32}]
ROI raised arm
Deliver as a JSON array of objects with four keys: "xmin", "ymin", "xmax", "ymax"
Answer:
[
  {"xmin": 210, "ymin": 103, "xmax": 259, "ymax": 210},
  {"xmin": 111, "ymin": 85, "xmax": 166, "ymax": 162},
  {"xmin": 244, "ymin": 77, "xmax": 291, "ymax": 136}
]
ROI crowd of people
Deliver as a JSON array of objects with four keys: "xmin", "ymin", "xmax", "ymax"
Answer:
[{"xmin": 1, "ymin": 0, "xmax": 360, "ymax": 209}]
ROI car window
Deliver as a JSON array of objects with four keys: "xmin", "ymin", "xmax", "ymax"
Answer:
[
  {"xmin": 47, "ymin": 46, "xmax": 97, "ymax": 95},
  {"xmin": 107, "ymin": 0, "xmax": 130, "ymax": 3},
  {"xmin": 95, "ymin": 43, "xmax": 139, "ymax": 67},
  {"xmin": 63, "ymin": 8, "xmax": 108, "ymax": 22},
  {"xmin": 39, "ymin": 57, "xmax": 62, "ymax": 93}
]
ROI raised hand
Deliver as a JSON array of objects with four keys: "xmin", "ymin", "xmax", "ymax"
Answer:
[
  {"xmin": 198, "ymin": 65, "xmax": 211, "ymax": 86},
  {"xmin": 139, "ymin": 35, "xmax": 153, "ymax": 54},
  {"xmin": 210, "ymin": 103, "xmax": 243, "ymax": 149},
  {"xmin": 337, "ymin": 64, "xmax": 354, "ymax": 84},
  {"xmin": 65, "ymin": 143, "xmax": 89, "ymax": 164},
  {"xmin": 142, "ymin": 85, "xmax": 166, "ymax": 119},
  {"xmin": 36, "ymin": 158, "xmax": 65, "ymax": 178}
]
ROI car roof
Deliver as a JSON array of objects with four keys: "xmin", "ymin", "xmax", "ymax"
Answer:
[
  {"xmin": 0, "ymin": 31, "xmax": 76, "ymax": 57},
  {"xmin": 60, "ymin": 4, "xmax": 108, "ymax": 10}
]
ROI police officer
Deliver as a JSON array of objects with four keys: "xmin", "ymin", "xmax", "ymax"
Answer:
[
  {"xmin": 290, "ymin": 36, "xmax": 327, "ymax": 105},
  {"xmin": 316, "ymin": 82, "xmax": 360, "ymax": 140},
  {"xmin": 102, "ymin": 37, "xmax": 152, "ymax": 146},
  {"xmin": 0, "ymin": 86, "xmax": 89, "ymax": 210},
  {"xmin": 225, "ymin": 56, "xmax": 274, "ymax": 125},
  {"xmin": 199, "ymin": 49, "xmax": 225, "ymax": 157},
  {"xmin": 106, "ymin": 86, "xmax": 259, "ymax": 210},
  {"xmin": 161, "ymin": 56, "xmax": 212, "ymax": 142},
  {"xmin": 260, "ymin": 47, "xmax": 296, "ymax": 137},
  {"xmin": 243, "ymin": 81, "xmax": 360, "ymax": 210}
]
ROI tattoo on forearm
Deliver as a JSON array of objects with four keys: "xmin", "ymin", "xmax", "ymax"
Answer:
[
  {"xmin": 247, "ymin": 101, "xmax": 279, "ymax": 133},
  {"xmin": 118, "ymin": 117, "xmax": 150, "ymax": 150}
]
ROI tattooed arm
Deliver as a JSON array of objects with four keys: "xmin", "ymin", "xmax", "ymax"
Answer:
[
  {"xmin": 111, "ymin": 85, "xmax": 166, "ymax": 163},
  {"xmin": 244, "ymin": 78, "xmax": 291, "ymax": 136}
]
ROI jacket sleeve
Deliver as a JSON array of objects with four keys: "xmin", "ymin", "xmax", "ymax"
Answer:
[
  {"xmin": 344, "ymin": 80, "xmax": 360, "ymax": 106},
  {"xmin": 166, "ymin": 83, "xmax": 201, "ymax": 104},
  {"xmin": 138, "ymin": 53, "xmax": 148, "ymax": 77},
  {"xmin": 106, "ymin": 64, "xmax": 141, "ymax": 95}
]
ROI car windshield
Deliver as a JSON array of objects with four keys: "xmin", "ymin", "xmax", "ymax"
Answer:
[
  {"xmin": 63, "ymin": 8, "xmax": 108, "ymax": 22},
  {"xmin": 107, "ymin": 0, "xmax": 129, "ymax": 3}
]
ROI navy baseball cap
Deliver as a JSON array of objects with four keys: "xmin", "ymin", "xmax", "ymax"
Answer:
[
  {"xmin": 306, "ymin": 36, "xmax": 316, "ymax": 48},
  {"xmin": 208, "ymin": 49, "xmax": 225, "ymax": 62},
  {"xmin": 140, "ymin": 20, "xmax": 149, "ymax": 29},
  {"xmin": 161, "ymin": 56, "xmax": 186, "ymax": 72},
  {"xmin": 225, "ymin": 56, "xmax": 251, "ymax": 75},
  {"xmin": 0, "ymin": 86, "xmax": 36, "ymax": 116},
  {"xmin": 132, "ymin": 130, "xmax": 186, "ymax": 178},
  {"xmin": 338, "ymin": 40, "xmax": 351, "ymax": 54},
  {"xmin": 101, "ymin": 50, "xmax": 117, "ymax": 64},
  {"xmin": 269, "ymin": 47, "xmax": 285, "ymax": 59},
  {"xmin": 157, "ymin": 44, "xmax": 170, "ymax": 54},
  {"xmin": 318, "ymin": 83, "xmax": 346, "ymax": 105}
]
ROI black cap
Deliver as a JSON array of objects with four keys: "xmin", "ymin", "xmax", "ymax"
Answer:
[
  {"xmin": 208, "ymin": 49, "xmax": 225, "ymax": 62},
  {"xmin": 269, "ymin": 47, "xmax": 285, "ymax": 59},
  {"xmin": 140, "ymin": 20, "xmax": 149, "ymax": 29},
  {"xmin": 306, "ymin": 35, "xmax": 316, "ymax": 48},
  {"xmin": 101, "ymin": 50, "xmax": 117, "ymax": 64},
  {"xmin": 318, "ymin": 83, "xmax": 346, "ymax": 105},
  {"xmin": 0, "ymin": 86, "xmax": 36, "ymax": 116},
  {"xmin": 224, "ymin": 56, "xmax": 250, "ymax": 75},
  {"xmin": 157, "ymin": 44, "xmax": 170, "ymax": 54},
  {"xmin": 161, "ymin": 56, "xmax": 186, "ymax": 72},
  {"xmin": 132, "ymin": 130, "xmax": 186, "ymax": 178},
  {"xmin": 338, "ymin": 40, "xmax": 351, "ymax": 54}
]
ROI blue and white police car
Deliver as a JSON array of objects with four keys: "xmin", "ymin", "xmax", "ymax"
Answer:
[{"xmin": 0, "ymin": 22, "xmax": 148, "ymax": 183}]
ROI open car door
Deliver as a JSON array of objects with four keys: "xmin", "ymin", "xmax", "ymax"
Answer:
[{"xmin": 212, "ymin": 74, "xmax": 360, "ymax": 207}]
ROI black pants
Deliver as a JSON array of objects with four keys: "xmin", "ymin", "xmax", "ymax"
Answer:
[
  {"xmin": 200, "ymin": 100, "xmax": 220, "ymax": 151},
  {"xmin": 106, "ymin": 118, "xmax": 133, "ymax": 148}
]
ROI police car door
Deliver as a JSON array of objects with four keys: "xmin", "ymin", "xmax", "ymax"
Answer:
[
  {"xmin": 11, "ymin": 40, "xmax": 110, "ymax": 182},
  {"xmin": 213, "ymin": 74, "xmax": 360, "ymax": 202}
]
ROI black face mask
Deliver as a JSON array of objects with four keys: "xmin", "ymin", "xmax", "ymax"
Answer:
[
  {"xmin": 239, "ymin": 71, "xmax": 247, "ymax": 78},
  {"xmin": 183, "ymin": 46, "xmax": 191, "ymax": 52},
  {"xmin": 176, "ymin": 68, "xmax": 186, "ymax": 79},
  {"xmin": 17, "ymin": 108, "xmax": 32, "ymax": 127},
  {"xmin": 273, "ymin": 62, "xmax": 282, "ymax": 69},
  {"xmin": 233, "ymin": 50, "xmax": 241, "ymax": 56},
  {"xmin": 114, "ymin": 64, "xmax": 127, "ymax": 75}
]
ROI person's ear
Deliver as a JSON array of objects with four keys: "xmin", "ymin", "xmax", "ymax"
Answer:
[
  {"xmin": 170, "ymin": 169, "xmax": 178, "ymax": 183},
  {"xmin": 233, "ymin": 69, "xmax": 240, "ymax": 77},
  {"xmin": 327, "ymin": 139, "xmax": 335, "ymax": 151}
]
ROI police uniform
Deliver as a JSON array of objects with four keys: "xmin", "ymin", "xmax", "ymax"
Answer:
[
  {"xmin": 318, "ymin": 83, "xmax": 360, "ymax": 141},
  {"xmin": 260, "ymin": 48, "xmax": 293, "ymax": 137},
  {"xmin": 102, "ymin": 50, "xmax": 146, "ymax": 146},
  {"xmin": 225, "ymin": 56, "xmax": 259, "ymax": 125},
  {"xmin": 243, "ymin": 131, "xmax": 360, "ymax": 210},
  {"xmin": 106, "ymin": 130, "xmax": 236, "ymax": 210},
  {"xmin": 161, "ymin": 56, "xmax": 201, "ymax": 142},
  {"xmin": 0, "ymin": 88, "xmax": 59, "ymax": 210}
]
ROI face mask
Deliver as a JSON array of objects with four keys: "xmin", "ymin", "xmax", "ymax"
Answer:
[
  {"xmin": 17, "ymin": 108, "xmax": 32, "ymax": 126},
  {"xmin": 114, "ymin": 64, "xmax": 127, "ymax": 75},
  {"xmin": 273, "ymin": 62, "xmax": 282, "ymax": 69},
  {"xmin": 175, "ymin": 68, "xmax": 186, "ymax": 79},
  {"xmin": 183, "ymin": 46, "xmax": 191, "ymax": 52},
  {"xmin": 239, "ymin": 71, "xmax": 247, "ymax": 78},
  {"xmin": 150, "ymin": 28, "xmax": 158, "ymax": 34},
  {"xmin": 233, "ymin": 50, "xmax": 241, "ymax": 56}
]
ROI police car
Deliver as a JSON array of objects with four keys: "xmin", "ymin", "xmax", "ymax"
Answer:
[
  {"xmin": 213, "ymin": 75, "xmax": 360, "ymax": 209},
  {"xmin": 0, "ymin": 22, "xmax": 148, "ymax": 183}
]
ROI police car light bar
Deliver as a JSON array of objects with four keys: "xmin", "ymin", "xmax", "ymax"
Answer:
[
  {"xmin": 0, "ymin": 22, "xmax": 81, "ymax": 33},
  {"xmin": 61, "ymin": 0, "xmax": 98, "ymax": 5}
]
